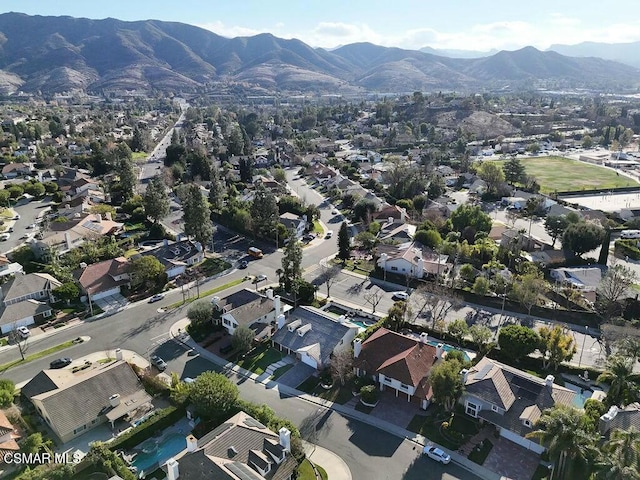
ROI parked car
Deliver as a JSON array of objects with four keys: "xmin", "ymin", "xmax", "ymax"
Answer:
[
  {"xmin": 392, "ymin": 291, "xmax": 409, "ymax": 301},
  {"xmin": 253, "ymin": 274, "xmax": 267, "ymax": 283},
  {"xmin": 12, "ymin": 214, "xmax": 19, "ymax": 220},
  {"xmin": 423, "ymin": 446, "xmax": 451, "ymax": 464},
  {"xmin": 238, "ymin": 260, "xmax": 248, "ymax": 269},
  {"xmin": 50, "ymin": 358, "xmax": 72, "ymax": 369},
  {"xmin": 184, "ymin": 377, "xmax": 195, "ymax": 384},
  {"xmin": 26, "ymin": 224, "xmax": 37, "ymax": 229},
  {"xmin": 148, "ymin": 293, "xmax": 165, "ymax": 303},
  {"xmin": 325, "ymin": 230, "xmax": 334, "ymax": 239},
  {"xmin": 0, "ymin": 233, "xmax": 9, "ymax": 241},
  {"xmin": 16, "ymin": 326, "xmax": 29, "ymax": 338},
  {"xmin": 332, "ymin": 209, "xmax": 339, "ymax": 215},
  {"xmin": 150, "ymin": 355, "xmax": 167, "ymax": 371}
]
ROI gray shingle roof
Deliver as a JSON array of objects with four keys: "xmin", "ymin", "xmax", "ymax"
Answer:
[
  {"xmin": 27, "ymin": 361, "xmax": 151, "ymax": 441},
  {"xmin": 271, "ymin": 307, "xmax": 356, "ymax": 368},
  {"xmin": 0, "ymin": 300, "xmax": 52, "ymax": 327},
  {"xmin": 1, "ymin": 273, "xmax": 60, "ymax": 304}
]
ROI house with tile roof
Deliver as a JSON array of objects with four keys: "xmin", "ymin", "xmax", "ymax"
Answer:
[
  {"xmin": 74, "ymin": 256, "xmax": 130, "ymax": 301},
  {"xmin": 22, "ymin": 360, "xmax": 152, "ymax": 443},
  {"xmin": 212, "ymin": 289, "xmax": 292, "ymax": 339},
  {"xmin": 278, "ymin": 213, "xmax": 306, "ymax": 239},
  {"xmin": 0, "ymin": 273, "xmax": 61, "ymax": 334},
  {"xmin": 353, "ymin": 328, "xmax": 443, "ymax": 409},
  {"xmin": 0, "ymin": 410, "xmax": 20, "ymax": 462},
  {"xmin": 460, "ymin": 356, "xmax": 576, "ymax": 454},
  {"xmin": 271, "ymin": 306, "xmax": 358, "ymax": 370},
  {"xmin": 599, "ymin": 403, "xmax": 640, "ymax": 438},
  {"xmin": 376, "ymin": 241, "xmax": 451, "ymax": 279},
  {"xmin": 162, "ymin": 411, "xmax": 296, "ymax": 480}
]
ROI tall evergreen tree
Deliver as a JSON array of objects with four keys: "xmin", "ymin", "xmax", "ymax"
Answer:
[
  {"xmin": 143, "ymin": 175, "xmax": 170, "ymax": 223},
  {"xmin": 208, "ymin": 168, "xmax": 225, "ymax": 212},
  {"xmin": 280, "ymin": 238, "xmax": 303, "ymax": 292},
  {"xmin": 250, "ymin": 185, "xmax": 278, "ymax": 239},
  {"xmin": 337, "ymin": 222, "xmax": 350, "ymax": 263},
  {"xmin": 183, "ymin": 184, "xmax": 214, "ymax": 248},
  {"xmin": 118, "ymin": 157, "xmax": 137, "ymax": 201}
]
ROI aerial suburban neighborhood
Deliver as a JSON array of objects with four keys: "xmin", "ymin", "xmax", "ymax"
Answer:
[{"xmin": 0, "ymin": 7, "xmax": 640, "ymax": 480}]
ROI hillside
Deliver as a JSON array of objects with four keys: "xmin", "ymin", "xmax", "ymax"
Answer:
[{"xmin": 0, "ymin": 13, "xmax": 638, "ymax": 94}]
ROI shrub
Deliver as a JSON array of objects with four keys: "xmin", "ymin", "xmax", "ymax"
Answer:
[
  {"xmin": 359, "ymin": 385, "xmax": 378, "ymax": 404},
  {"xmin": 108, "ymin": 406, "xmax": 185, "ymax": 451}
]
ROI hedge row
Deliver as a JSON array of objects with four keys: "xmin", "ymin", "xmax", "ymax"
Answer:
[
  {"xmin": 614, "ymin": 240, "xmax": 640, "ymax": 261},
  {"xmin": 108, "ymin": 405, "xmax": 185, "ymax": 451}
]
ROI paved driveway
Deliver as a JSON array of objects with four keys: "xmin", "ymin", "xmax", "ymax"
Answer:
[
  {"xmin": 369, "ymin": 390, "xmax": 425, "ymax": 429},
  {"xmin": 95, "ymin": 293, "xmax": 128, "ymax": 313},
  {"xmin": 483, "ymin": 436, "xmax": 540, "ymax": 480},
  {"xmin": 277, "ymin": 362, "xmax": 315, "ymax": 388}
]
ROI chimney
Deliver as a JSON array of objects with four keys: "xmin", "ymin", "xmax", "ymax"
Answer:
[
  {"xmin": 109, "ymin": 394, "xmax": 120, "ymax": 407},
  {"xmin": 419, "ymin": 332, "xmax": 429, "ymax": 344},
  {"xmin": 460, "ymin": 368, "xmax": 469, "ymax": 384},
  {"xmin": 166, "ymin": 457, "xmax": 179, "ymax": 480},
  {"xmin": 95, "ymin": 213, "xmax": 102, "ymax": 223},
  {"xmin": 115, "ymin": 348, "xmax": 123, "ymax": 360},
  {"xmin": 388, "ymin": 216, "xmax": 393, "ymax": 224},
  {"xmin": 65, "ymin": 232, "xmax": 72, "ymax": 249},
  {"xmin": 79, "ymin": 262, "xmax": 87, "ymax": 269},
  {"xmin": 545, "ymin": 375, "xmax": 555, "ymax": 388},
  {"xmin": 435, "ymin": 343, "xmax": 444, "ymax": 359},
  {"xmin": 599, "ymin": 406, "xmax": 619, "ymax": 436},
  {"xmin": 105, "ymin": 212, "xmax": 112, "ymax": 221},
  {"xmin": 277, "ymin": 314, "xmax": 285, "ymax": 330},
  {"xmin": 279, "ymin": 427, "xmax": 291, "ymax": 453},
  {"xmin": 164, "ymin": 238, "xmax": 169, "ymax": 247},
  {"xmin": 274, "ymin": 295, "xmax": 281, "ymax": 316},
  {"xmin": 353, "ymin": 338, "xmax": 362, "ymax": 358},
  {"xmin": 186, "ymin": 434, "xmax": 197, "ymax": 452},
  {"xmin": 266, "ymin": 289, "xmax": 274, "ymax": 299}
]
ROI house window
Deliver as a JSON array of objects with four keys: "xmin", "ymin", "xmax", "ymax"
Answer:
[
  {"xmin": 466, "ymin": 401, "xmax": 480, "ymax": 418},
  {"xmin": 491, "ymin": 405, "xmax": 499, "ymax": 413},
  {"xmin": 73, "ymin": 425, "xmax": 86, "ymax": 434},
  {"xmin": 223, "ymin": 319, "xmax": 231, "ymax": 326},
  {"xmin": 400, "ymin": 383, "xmax": 410, "ymax": 390},
  {"xmin": 523, "ymin": 419, "xmax": 532, "ymax": 428},
  {"xmin": 391, "ymin": 267, "xmax": 398, "ymax": 271}
]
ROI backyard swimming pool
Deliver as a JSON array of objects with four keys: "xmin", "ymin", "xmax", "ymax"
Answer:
[
  {"xmin": 131, "ymin": 432, "xmax": 186, "ymax": 474},
  {"xmin": 564, "ymin": 381, "xmax": 603, "ymax": 408}
]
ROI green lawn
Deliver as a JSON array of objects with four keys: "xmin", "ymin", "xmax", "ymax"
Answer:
[
  {"xmin": 297, "ymin": 459, "xmax": 316, "ymax": 480},
  {"xmin": 236, "ymin": 345, "xmax": 284, "ymax": 376},
  {"xmin": 132, "ymin": 151, "xmax": 148, "ymax": 161},
  {"xmin": 271, "ymin": 364, "xmax": 294, "ymax": 380},
  {"xmin": 407, "ymin": 408, "xmax": 480, "ymax": 450},
  {"xmin": 312, "ymin": 220, "xmax": 323, "ymax": 234},
  {"xmin": 197, "ymin": 257, "xmax": 232, "ymax": 276},
  {"xmin": 168, "ymin": 278, "xmax": 246, "ymax": 308},
  {"xmin": 0, "ymin": 338, "xmax": 81, "ymax": 373},
  {"xmin": 296, "ymin": 376, "xmax": 355, "ymax": 404},
  {"xmin": 517, "ymin": 156, "xmax": 639, "ymax": 193}
]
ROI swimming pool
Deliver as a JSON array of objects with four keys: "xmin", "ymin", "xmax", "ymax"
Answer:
[
  {"xmin": 131, "ymin": 432, "xmax": 186, "ymax": 474},
  {"xmin": 564, "ymin": 381, "xmax": 602, "ymax": 408},
  {"xmin": 427, "ymin": 341, "xmax": 472, "ymax": 362}
]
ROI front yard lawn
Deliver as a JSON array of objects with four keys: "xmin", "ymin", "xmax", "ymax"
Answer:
[
  {"xmin": 197, "ymin": 257, "xmax": 232, "ymax": 276},
  {"xmin": 296, "ymin": 376, "xmax": 354, "ymax": 404},
  {"xmin": 235, "ymin": 344, "xmax": 284, "ymax": 376},
  {"xmin": 407, "ymin": 406, "xmax": 480, "ymax": 450},
  {"xmin": 312, "ymin": 220, "xmax": 323, "ymax": 234},
  {"xmin": 271, "ymin": 364, "xmax": 294, "ymax": 380}
]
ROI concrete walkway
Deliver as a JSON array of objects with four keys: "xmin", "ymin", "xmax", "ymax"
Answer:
[
  {"xmin": 256, "ymin": 356, "xmax": 295, "ymax": 382},
  {"xmin": 303, "ymin": 440, "xmax": 352, "ymax": 480},
  {"xmin": 169, "ymin": 319, "xmax": 502, "ymax": 480}
]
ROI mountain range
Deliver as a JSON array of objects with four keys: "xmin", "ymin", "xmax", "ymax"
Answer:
[{"xmin": 0, "ymin": 12, "xmax": 638, "ymax": 95}]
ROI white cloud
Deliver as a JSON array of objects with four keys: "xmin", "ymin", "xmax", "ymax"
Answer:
[{"xmin": 197, "ymin": 21, "xmax": 272, "ymax": 39}]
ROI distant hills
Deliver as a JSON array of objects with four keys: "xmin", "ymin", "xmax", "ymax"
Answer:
[
  {"xmin": 0, "ymin": 12, "xmax": 638, "ymax": 95},
  {"xmin": 548, "ymin": 41, "xmax": 640, "ymax": 69}
]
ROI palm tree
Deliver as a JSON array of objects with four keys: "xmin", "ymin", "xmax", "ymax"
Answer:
[
  {"xmin": 595, "ymin": 428, "xmax": 640, "ymax": 480},
  {"xmin": 527, "ymin": 405, "xmax": 597, "ymax": 479},
  {"xmin": 597, "ymin": 355, "xmax": 640, "ymax": 407}
]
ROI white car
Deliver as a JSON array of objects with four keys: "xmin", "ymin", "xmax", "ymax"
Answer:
[
  {"xmin": 392, "ymin": 291, "xmax": 409, "ymax": 301},
  {"xmin": 16, "ymin": 326, "xmax": 29, "ymax": 338},
  {"xmin": 0, "ymin": 233, "xmax": 9, "ymax": 241},
  {"xmin": 423, "ymin": 446, "xmax": 451, "ymax": 464}
]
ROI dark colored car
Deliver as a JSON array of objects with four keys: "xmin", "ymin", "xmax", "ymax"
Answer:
[
  {"xmin": 238, "ymin": 260, "xmax": 248, "ymax": 269},
  {"xmin": 50, "ymin": 357, "xmax": 72, "ymax": 369}
]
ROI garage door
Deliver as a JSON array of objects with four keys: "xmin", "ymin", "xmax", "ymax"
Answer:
[{"xmin": 300, "ymin": 353, "xmax": 317, "ymax": 369}]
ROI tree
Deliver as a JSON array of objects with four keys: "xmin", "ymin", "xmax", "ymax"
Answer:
[
  {"xmin": 330, "ymin": 349, "xmax": 354, "ymax": 386},
  {"xmin": 498, "ymin": 324, "xmax": 540, "ymax": 362},
  {"xmin": 545, "ymin": 215, "xmax": 569, "ymax": 248},
  {"xmin": 469, "ymin": 325, "xmax": 493, "ymax": 353},
  {"xmin": 409, "ymin": 282, "xmax": 463, "ymax": 328},
  {"xmin": 232, "ymin": 326, "xmax": 254, "ymax": 355},
  {"xmin": 9, "ymin": 325, "xmax": 29, "ymax": 360},
  {"xmin": 187, "ymin": 301, "xmax": 213, "ymax": 326},
  {"xmin": 143, "ymin": 175, "xmax": 170, "ymax": 223},
  {"xmin": 183, "ymin": 183, "xmax": 214, "ymax": 247},
  {"xmin": 596, "ymin": 428, "xmax": 640, "ymax": 480},
  {"xmin": 21, "ymin": 433, "xmax": 46, "ymax": 455},
  {"xmin": 597, "ymin": 355, "xmax": 640, "ymax": 407},
  {"xmin": 450, "ymin": 204, "xmax": 492, "ymax": 235},
  {"xmin": 129, "ymin": 256, "xmax": 165, "ymax": 291},
  {"xmin": 472, "ymin": 276, "xmax": 490, "ymax": 296},
  {"xmin": 363, "ymin": 287, "xmax": 384, "ymax": 313},
  {"xmin": 280, "ymin": 238, "xmax": 303, "ymax": 292},
  {"xmin": 562, "ymin": 221, "xmax": 605, "ymax": 257},
  {"xmin": 250, "ymin": 185, "xmax": 278, "ymax": 239},
  {"xmin": 597, "ymin": 264, "xmax": 638, "ymax": 323},
  {"xmin": 582, "ymin": 135, "xmax": 594, "ymax": 149},
  {"xmin": 414, "ymin": 229, "xmax": 442, "ymax": 248},
  {"xmin": 208, "ymin": 171, "xmax": 225, "ymax": 212},
  {"xmin": 316, "ymin": 263, "xmax": 341, "ymax": 298},
  {"xmin": 527, "ymin": 405, "xmax": 597, "ymax": 480},
  {"xmin": 386, "ymin": 300, "xmax": 408, "ymax": 331},
  {"xmin": 430, "ymin": 357, "xmax": 465, "ymax": 412},
  {"xmin": 511, "ymin": 270, "xmax": 546, "ymax": 315},
  {"xmin": 189, "ymin": 371, "xmax": 239, "ymax": 418},
  {"xmin": 337, "ymin": 222, "xmax": 350, "ymax": 263},
  {"xmin": 118, "ymin": 157, "xmax": 137, "ymax": 201},
  {"xmin": 478, "ymin": 162, "xmax": 505, "ymax": 193},
  {"xmin": 538, "ymin": 325, "xmax": 577, "ymax": 371},
  {"xmin": 354, "ymin": 231, "xmax": 377, "ymax": 253},
  {"xmin": 447, "ymin": 319, "xmax": 469, "ymax": 346},
  {"xmin": 503, "ymin": 157, "xmax": 526, "ymax": 184},
  {"xmin": 24, "ymin": 182, "xmax": 45, "ymax": 197},
  {"xmin": 52, "ymin": 282, "xmax": 79, "ymax": 304}
]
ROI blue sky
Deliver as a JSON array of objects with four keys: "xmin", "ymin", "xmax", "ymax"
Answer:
[{"xmin": 6, "ymin": 1, "xmax": 640, "ymax": 51}]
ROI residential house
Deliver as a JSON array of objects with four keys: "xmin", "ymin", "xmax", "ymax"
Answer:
[
  {"xmin": 74, "ymin": 257, "xmax": 130, "ymax": 302},
  {"xmin": 279, "ymin": 213, "xmax": 306, "ymax": 239},
  {"xmin": 31, "ymin": 213, "xmax": 124, "ymax": 260},
  {"xmin": 0, "ymin": 273, "xmax": 61, "ymax": 334},
  {"xmin": 550, "ymin": 266, "xmax": 604, "ymax": 303},
  {"xmin": 599, "ymin": 404, "xmax": 640, "ymax": 438},
  {"xmin": 161, "ymin": 411, "xmax": 296, "ymax": 480},
  {"xmin": 0, "ymin": 254, "xmax": 23, "ymax": 278},
  {"xmin": 137, "ymin": 240, "xmax": 203, "ymax": 279},
  {"xmin": 271, "ymin": 306, "xmax": 358, "ymax": 370},
  {"xmin": 378, "ymin": 220, "xmax": 415, "ymax": 243},
  {"xmin": 1, "ymin": 162, "xmax": 31, "ymax": 178},
  {"xmin": 212, "ymin": 289, "xmax": 291, "ymax": 338},
  {"xmin": 353, "ymin": 328, "xmax": 443, "ymax": 409},
  {"xmin": 21, "ymin": 360, "xmax": 152, "ymax": 443},
  {"xmin": 460, "ymin": 357, "xmax": 576, "ymax": 454},
  {"xmin": 0, "ymin": 410, "xmax": 20, "ymax": 462},
  {"xmin": 373, "ymin": 205, "xmax": 408, "ymax": 223},
  {"xmin": 376, "ymin": 241, "xmax": 451, "ymax": 279}
]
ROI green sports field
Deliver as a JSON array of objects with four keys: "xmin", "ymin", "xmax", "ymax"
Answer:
[{"xmin": 517, "ymin": 156, "xmax": 638, "ymax": 193}]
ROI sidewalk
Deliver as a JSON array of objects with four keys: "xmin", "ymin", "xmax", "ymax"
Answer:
[
  {"xmin": 169, "ymin": 319, "xmax": 501, "ymax": 480},
  {"xmin": 303, "ymin": 441, "xmax": 352, "ymax": 480}
]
